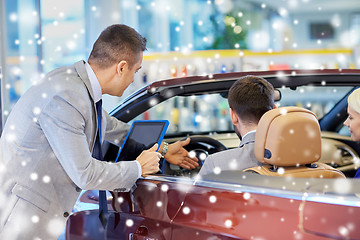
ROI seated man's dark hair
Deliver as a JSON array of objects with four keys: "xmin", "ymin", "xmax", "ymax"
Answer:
[{"xmin": 228, "ymin": 75, "xmax": 274, "ymax": 124}]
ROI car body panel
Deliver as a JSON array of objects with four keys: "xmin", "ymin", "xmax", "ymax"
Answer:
[
  {"xmin": 67, "ymin": 173, "xmax": 360, "ymax": 239},
  {"xmin": 301, "ymin": 200, "xmax": 360, "ymax": 239}
]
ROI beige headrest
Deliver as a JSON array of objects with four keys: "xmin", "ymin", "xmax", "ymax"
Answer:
[{"xmin": 255, "ymin": 107, "xmax": 321, "ymax": 166}]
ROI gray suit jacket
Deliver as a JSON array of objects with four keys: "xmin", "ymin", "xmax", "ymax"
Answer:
[
  {"xmin": 198, "ymin": 132, "xmax": 263, "ymax": 177},
  {"xmin": 0, "ymin": 61, "xmax": 140, "ymax": 239}
]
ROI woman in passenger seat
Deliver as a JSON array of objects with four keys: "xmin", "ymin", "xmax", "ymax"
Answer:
[{"xmin": 344, "ymin": 88, "xmax": 360, "ymax": 178}]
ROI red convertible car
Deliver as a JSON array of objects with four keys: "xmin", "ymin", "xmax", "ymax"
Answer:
[{"xmin": 66, "ymin": 69, "xmax": 360, "ymax": 240}]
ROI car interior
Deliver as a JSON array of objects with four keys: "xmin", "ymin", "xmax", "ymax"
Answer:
[
  {"xmin": 155, "ymin": 90, "xmax": 358, "ymax": 178},
  {"xmin": 104, "ymin": 78, "xmax": 360, "ymax": 179}
]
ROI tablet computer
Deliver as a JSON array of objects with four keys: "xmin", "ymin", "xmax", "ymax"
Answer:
[{"xmin": 115, "ymin": 120, "xmax": 169, "ymax": 162}]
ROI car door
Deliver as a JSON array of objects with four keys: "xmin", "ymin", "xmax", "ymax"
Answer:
[
  {"xmin": 107, "ymin": 177, "xmax": 189, "ymax": 240},
  {"xmin": 300, "ymin": 180, "xmax": 360, "ymax": 239},
  {"xmin": 171, "ymin": 179, "xmax": 333, "ymax": 240}
]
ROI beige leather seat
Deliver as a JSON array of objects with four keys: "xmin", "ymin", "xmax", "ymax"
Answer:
[{"xmin": 244, "ymin": 106, "xmax": 345, "ymax": 178}]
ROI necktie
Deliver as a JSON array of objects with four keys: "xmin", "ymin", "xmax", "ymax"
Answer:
[{"xmin": 92, "ymin": 100, "xmax": 108, "ymax": 228}]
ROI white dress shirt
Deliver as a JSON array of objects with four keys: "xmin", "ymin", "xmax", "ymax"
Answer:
[{"xmin": 85, "ymin": 62, "xmax": 142, "ymax": 177}]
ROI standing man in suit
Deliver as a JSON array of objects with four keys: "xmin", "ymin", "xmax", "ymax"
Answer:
[
  {"xmin": 198, "ymin": 75, "xmax": 274, "ymax": 176},
  {"xmin": 0, "ymin": 24, "xmax": 198, "ymax": 240}
]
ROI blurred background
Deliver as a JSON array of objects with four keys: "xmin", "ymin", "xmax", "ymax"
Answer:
[{"xmin": 0, "ymin": 0, "xmax": 360, "ymax": 128}]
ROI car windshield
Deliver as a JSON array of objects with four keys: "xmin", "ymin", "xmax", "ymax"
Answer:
[
  {"xmin": 130, "ymin": 85, "xmax": 353, "ymax": 136},
  {"xmin": 277, "ymin": 86, "xmax": 353, "ymax": 119}
]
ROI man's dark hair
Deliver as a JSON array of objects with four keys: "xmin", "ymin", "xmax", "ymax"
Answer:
[
  {"xmin": 228, "ymin": 75, "xmax": 274, "ymax": 124},
  {"xmin": 88, "ymin": 24, "xmax": 147, "ymax": 69}
]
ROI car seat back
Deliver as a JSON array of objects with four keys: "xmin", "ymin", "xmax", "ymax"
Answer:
[{"xmin": 244, "ymin": 106, "xmax": 345, "ymax": 178}]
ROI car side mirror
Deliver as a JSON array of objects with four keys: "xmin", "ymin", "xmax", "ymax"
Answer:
[{"xmin": 274, "ymin": 89, "xmax": 281, "ymax": 101}]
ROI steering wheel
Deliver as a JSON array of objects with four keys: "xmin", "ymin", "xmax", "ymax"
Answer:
[{"xmin": 162, "ymin": 136, "xmax": 228, "ymax": 177}]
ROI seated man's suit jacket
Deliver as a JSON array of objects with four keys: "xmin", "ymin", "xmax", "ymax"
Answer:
[{"xmin": 198, "ymin": 132, "xmax": 263, "ymax": 177}]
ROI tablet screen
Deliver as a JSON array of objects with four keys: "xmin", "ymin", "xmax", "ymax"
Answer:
[{"xmin": 115, "ymin": 120, "xmax": 169, "ymax": 162}]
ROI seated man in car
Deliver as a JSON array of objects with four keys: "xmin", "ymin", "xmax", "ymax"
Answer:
[{"xmin": 198, "ymin": 75, "xmax": 275, "ymax": 176}]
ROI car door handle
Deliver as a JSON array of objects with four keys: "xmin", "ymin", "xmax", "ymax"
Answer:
[{"xmin": 129, "ymin": 226, "xmax": 157, "ymax": 240}]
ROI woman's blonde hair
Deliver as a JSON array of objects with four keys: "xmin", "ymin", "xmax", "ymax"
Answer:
[{"xmin": 348, "ymin": 88, "xmax": 360, "ymax": 113}]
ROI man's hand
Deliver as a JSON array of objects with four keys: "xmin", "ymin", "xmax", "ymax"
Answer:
[
  {"xmin": 164, "ymin": 138, "xmax": 199, "ymax": 169},
  {"xmin": 136, "ymin": 144, "xmax": 161, "ymax": 177}
]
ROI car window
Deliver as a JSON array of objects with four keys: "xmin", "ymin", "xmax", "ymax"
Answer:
[
  {"xmin": 276, "ymin": 86, "xmax": 353, "ymax": 120},
  {"xmin": 131, "ymin": 86, "xmax": 353, "ymax": 135},
  {"xmin": 133, "ymin": 94, "xmax": 232, "ymax": 134},
  {"xmin": 338, "ymin": 125, "xmax": 351, "ymax": 136}
]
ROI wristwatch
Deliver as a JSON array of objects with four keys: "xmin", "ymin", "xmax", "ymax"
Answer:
[{"xmin": 161, "ymin": 142, "xmax": 168, "ymax": 158}]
